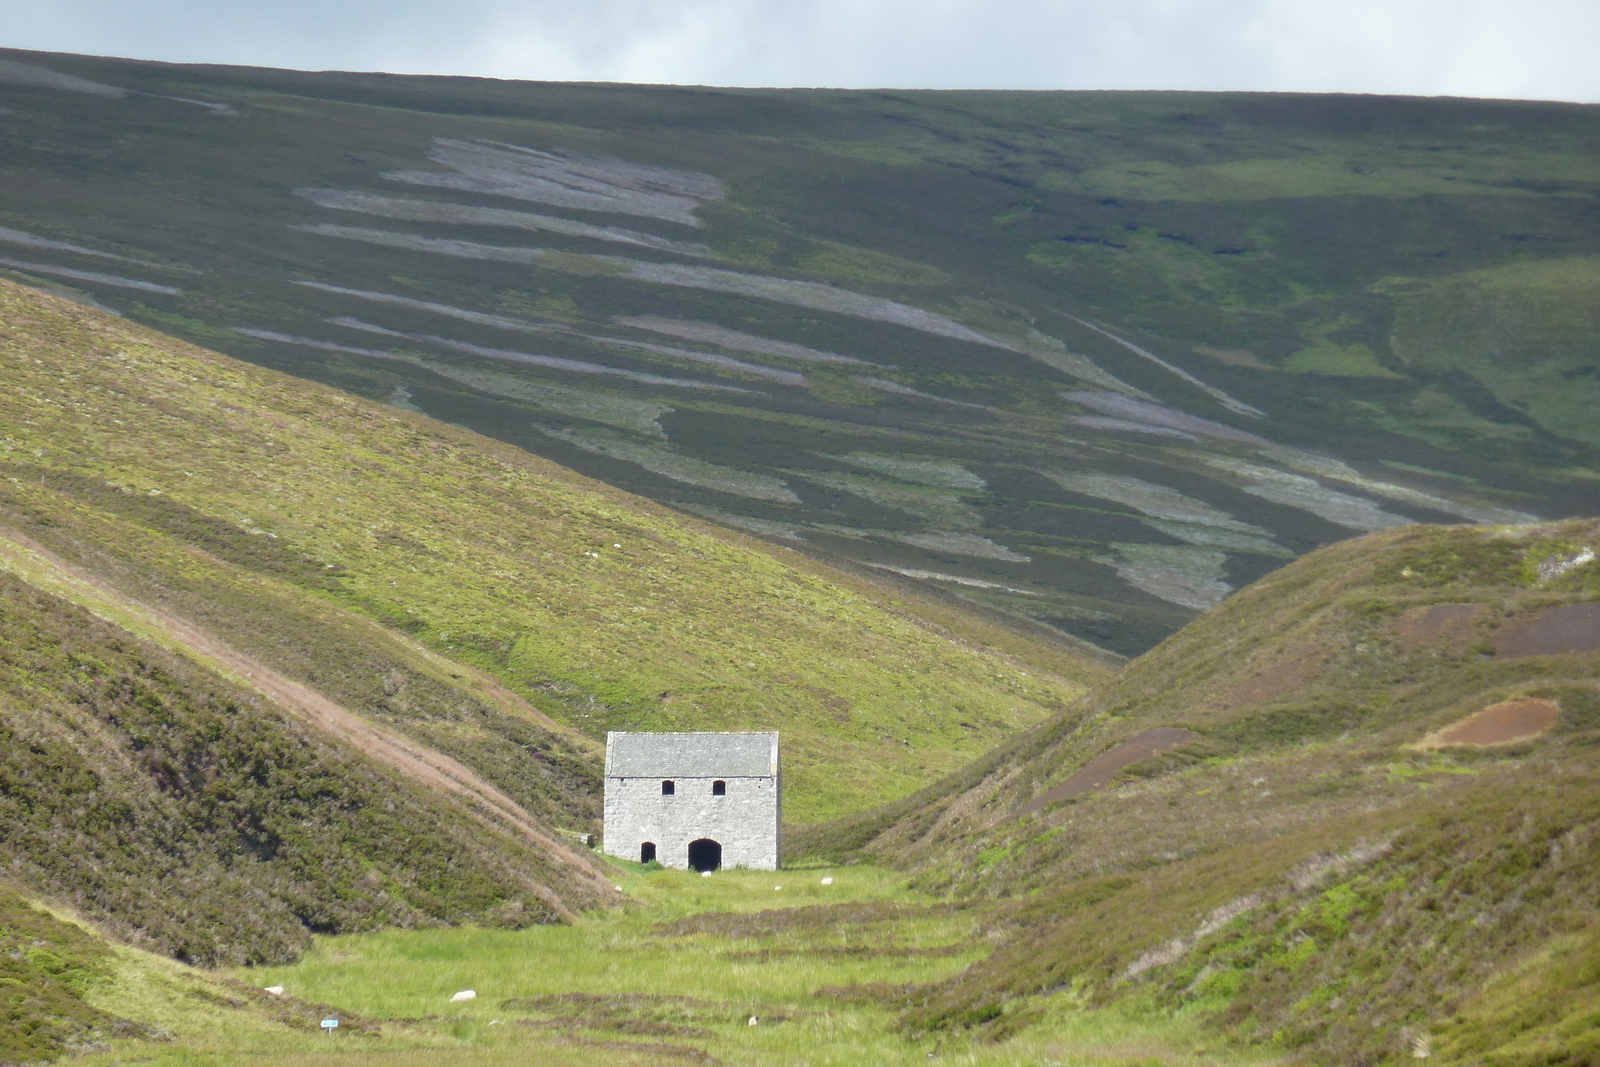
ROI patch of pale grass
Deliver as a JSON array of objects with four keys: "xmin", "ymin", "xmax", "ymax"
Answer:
[
  {"xmin": 384, "ymin": 139, "xmax": 720, "ymax": 227},
  {"xmin": 851, "ymin": 376, "xmax": 988, "ymax": 407},
  {"xmin": 0, "ymin": 257, "xmax": 181, "ymax": 294},
  {"xmin": 1042, "ymin": 470, "xmax": 1290, "ymax": 556},
  {"xmin": 293, "ymin": 281, "xmax": 802, "ymax": 384},
  {"xmin": 1094, "ymin": 543, "xmax": 1232, "ymax": 610},
  {"xmin": 295, "ymin": 188, "xmax": 711, "ymax": 256},
  {"xmin": 880, "ymin": 529, "xmax": 1030, "ymax": 563},
  {"xmin": 802, "ymin": 471, "xmax": 983, "ymax": 528},
  {"xmin": 626, "ymin": 260, "xmax": 996, "ymax": 343},
  {"xmin": 289, "ymin": 223, "xmax": 545, "ymax": 262},
  {"xmin": 828, "ymin": 452, "xmax": 985, "ymax": 490},
  {"xmin": 1067, "ymin": 414, "xmax": 1197, "ymax": 439},
  {"xmin": 1266, "ymin": 447, "xmax": 1535, "ymax": 524},
  {"xmin": 0, "ymin": 226, "xmax": 184, "ymax": 270},
  {"xmin": 412, "ymin": 366, "xmax": 672, "ymax": 436},
  {"xmin": 614, "ymin": 315, "xmax": 876, "ymax": 366},
  {"xmin": 861, "ymin": 563, "xmax": 1043, "ymax": 594},
  {"xmin": 674, "ymin": 503, "xmax": 806, "ymax": 540},
  {"xmin": 590, "ymin": 334, "xmax": 806, "ymax": 385},
  {"xmin": 1009, "ymin": 327, "xmax": 1148, "ymax": 396},
  {"xmin": 328, "ymin": 317, "xmax": 753, "ymax": 392},
  {"xmin": 534, "ymin": 425, "xmax": 801, "ymax": 503},
  {"xmin": 1201, "ymin": 457, "xmax": 1410, "ymax": 531},
  {"xmin": 1064, "ymin": 392, "xmax": 1268, "ymax": 444},
  {"xmin": 1142, "ymin": 519, "xmax": 1292, "ymax": 556},
  {"xmin": 1042, "ymin": 470, "xmax": 1254, "ymax": 531},
  {"xmin": 294, "ymin": 280, "xmax": 562, "ymax": 334}
]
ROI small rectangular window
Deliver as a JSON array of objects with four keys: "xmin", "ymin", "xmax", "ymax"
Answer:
[
  {"xmin": 661, "ymin": 780, "xmax": 675, "ymax": 795},
  {"xmin": 712, "ymin": 780, "xmax": 726, "ymax": 796}
]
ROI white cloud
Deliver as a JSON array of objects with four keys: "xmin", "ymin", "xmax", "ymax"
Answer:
[{"xmin": 1, "ymin": 0, "xmax": 1594, "ymax": 101}]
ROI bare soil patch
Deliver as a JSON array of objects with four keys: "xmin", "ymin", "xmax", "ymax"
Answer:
[
  {"xmin": 1017, "ymin": 727, "xmax": 1199, "ymax": 815},
  {"xmin": 1495, "ymin": 603, "xmax": 1600, "ymax": 658},
  {"xmin": 1219, "ymin": 648, "xmax": 1327, "ymax": 708},
  {"xmin": 1393, "ymin": 603, "xmax": 1485, "ymax": 652},
  {"xmin": 1418, "ymin": 697, "xmax": 1560, "ymax": 748}
]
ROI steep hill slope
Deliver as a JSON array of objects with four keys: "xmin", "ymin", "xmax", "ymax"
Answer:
[
  {"xmin": 0, "ymin": 278, "xmax": 1103, "ymax": 822},
  {"xmin": 0, "ymin": 564, "xmax": 612, "ymax": 967},
  {"xmin": 3, "ymin": 49, "xmax": 1595, "ymax": 654},
  {"xmin": 793, "ymin": 519, "xmax": 1600, "ymax": 1063}
]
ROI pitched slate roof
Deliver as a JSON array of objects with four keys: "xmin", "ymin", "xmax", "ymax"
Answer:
[{"xmin": 605, "ymin": 731, "xmax": 778, "ymax": 778}]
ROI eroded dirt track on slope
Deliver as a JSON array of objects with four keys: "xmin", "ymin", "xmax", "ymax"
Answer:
[{"xmin": 0, "ymin": 526, "xmax": 617, "ymax": 915}]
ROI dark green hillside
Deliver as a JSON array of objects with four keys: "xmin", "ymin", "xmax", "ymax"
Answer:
[
  {"xmin": 2, "ymin": 50, "xmax": 1593, "ymax": 655},
  {"xmin": 793, "ymin": 519, "xmax": 1600, "ymax": 1063},
  {"xmin": 0, "ymin": 570, "xmax": 606, "ymax": 967}
]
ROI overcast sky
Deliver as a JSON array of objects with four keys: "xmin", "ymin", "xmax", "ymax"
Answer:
[{"xmin": 4, "ymin": 0, "xmax": 1597, "ymax": 103}]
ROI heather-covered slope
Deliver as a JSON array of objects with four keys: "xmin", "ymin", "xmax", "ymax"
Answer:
[
  {"xmin": 3, "ymin": 49, "xmax": 1594, "ymax": 654},
  {"xmin": 0, "ymin": 278, "xmax": 1102, "ymax": 822},
  {"xmin": 0, "ymin": 569, "xmax": 609, "ymax": 967},
  {"xmin": 793, "ymin": 520, "xmax": 1600, "ymax": 1063}
]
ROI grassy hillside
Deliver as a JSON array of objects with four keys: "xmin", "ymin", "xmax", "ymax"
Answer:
[
  {"xmin": 2, "ymin": 49, "xmax": 1594, "ymax": 654},
  {"xmin": 790, "ymin": 519, "xmax": 1600, "ymax": 1063},
  {"xmin": 0, "ymin": 278, "xmax": 1102, "ymax": 822}
]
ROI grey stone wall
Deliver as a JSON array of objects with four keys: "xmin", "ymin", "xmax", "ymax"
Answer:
[{"xmin": 603, "ymin": 774, "xmax": 780, "ymax": 870}]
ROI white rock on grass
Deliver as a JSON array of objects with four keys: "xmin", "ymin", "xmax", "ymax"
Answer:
[{"xmin": 449, "ymin": 990, "xmax": 477, "ymax": 1002}]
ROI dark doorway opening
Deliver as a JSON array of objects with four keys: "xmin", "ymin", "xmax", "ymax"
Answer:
[
  {"xmin": 712, "ymin": 780, "xmax": 726, "ymax": 796},
  {"xmin": 640, "ymin": 842, "xmax": 656, "ymax": 863},
  {"xmin": 661, "ymin": 780, "xmax": 675, "ymax": 795},
  {"xmin": 688, "ymin": 838, "xmax": 722, "ymax": 872}
]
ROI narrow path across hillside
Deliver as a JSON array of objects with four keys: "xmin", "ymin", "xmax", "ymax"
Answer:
[{"xmin": 0, "ymin": 526, "xmax": 619, "ymax": 916}]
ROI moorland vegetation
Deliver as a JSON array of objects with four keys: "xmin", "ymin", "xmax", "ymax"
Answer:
[
  {"xmin": 2, "ymin": 49, "xmax": 1596, "ymax": 654},
  {"xmin": 0, "ymin": 54, "xmax": 1596, "ymax": 1067}
]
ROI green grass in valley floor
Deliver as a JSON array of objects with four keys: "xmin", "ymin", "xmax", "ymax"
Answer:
[{"xmin": 4, "ymin": 864, "xmax": 1275, "ymax": 1067}]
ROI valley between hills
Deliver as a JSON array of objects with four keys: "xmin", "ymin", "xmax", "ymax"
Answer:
[
  {"xmin": 0, "ymin": 50, "xmax": 1598, "ymax": 1067},
  {"xmin": 1, "ymin": 267, "xmax": 1597, "ymax": 1067}
]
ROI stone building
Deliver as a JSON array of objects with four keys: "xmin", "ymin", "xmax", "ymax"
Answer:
[{"xmin": 603, "ymin": 731, "xmax": 780, "ymax": 871}]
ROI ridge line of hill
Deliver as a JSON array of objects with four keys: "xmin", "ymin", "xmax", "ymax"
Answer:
[{"xmin": 0, "ymin": 523, "xmax": 618, "ymax": 912}]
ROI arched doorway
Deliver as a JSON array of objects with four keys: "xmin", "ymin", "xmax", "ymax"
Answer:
[
  {"xmin": 640, "ymin": 842, "xmax": 656, "ymax": 863},
  {"xmin": 687, "ymin": 838, "xmax": 721, "ymax": 872}
]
